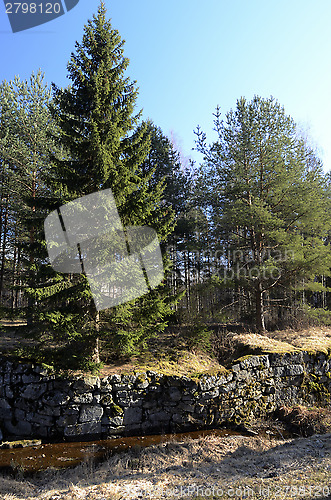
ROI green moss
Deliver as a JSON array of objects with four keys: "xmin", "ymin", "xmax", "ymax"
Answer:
[
  {"xmin": 301, "ymin": 373, "xmax": 331, "ymax": 405},
  {"xmin": 108, "ymin": 403, "xmax": 124, "ymax": 417},
  {"xmin": 234, "ymin": 354, "xmax": 254, "ymax": 363},
  {"xmin": 135, "ymin": 373, "xmax": 147, "ymax": 384},
  {"xmin": 41, "ymin": 362, "xmax": 54, "ymax": 372}
]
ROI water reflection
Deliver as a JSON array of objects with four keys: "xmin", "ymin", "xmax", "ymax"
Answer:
[{"xmin": 0, "ymin": 429, "xmax": 241, "ymax": 472}]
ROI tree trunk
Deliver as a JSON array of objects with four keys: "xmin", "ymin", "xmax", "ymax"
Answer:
[
  {"xmin": 92, "ymin": 310, "xmax": 100, "ymax": 364},
  {"xmin": 255, "ymin": 281, "xmax": 266, "ymax": 333},
  {"xmin": 0, "ymin": 195, "xmax": 9, "ymax": 302},
  {"xmin": 27, "ymin": 170, "xmax": 37, "ymax": 326},
  {"xmin": 92, "ymin": 337, "xmax": 100, "ymax": 364}
]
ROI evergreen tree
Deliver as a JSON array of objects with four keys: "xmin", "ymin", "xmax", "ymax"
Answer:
[
  {"xmin": 138, "ymin": 121, "xmax": 193, "ymax": 300},
  {"xmin": 0, "ymin": 72, "xmax": 60, "ymax": 319},
  {"xmin": 195, "ymin": 96, "xmax": 331, "ymax": 332},
  {"xmin": 41, "ymin": 2, "xmax": 176, "ymax": 363}
]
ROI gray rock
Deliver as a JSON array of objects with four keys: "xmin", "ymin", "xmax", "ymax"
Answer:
[
  {"xmin": 26, "ymin": 412, "xmax": 54, "ymax": 426},
  {"xmin": 62, "ymin": 404, "xmax": 80, "ymax": 415},
  {"xmin": 239, "ymin": 355, "xmax": 267, "ymax": 369},
  {"xmin": 5, "ymin": 387, "xmax": 14, "ymax": 399},
  {"xmin": 168, "ymin": 387, "xmax": 182, "ymax": 401},
  {"xmin": 14, "ymin": 409, "xmax": 26, "ymax": 420},
  {"xmin": 199, "ymin": 377, "xmax": 216, "ymax": 391},
  {"xmin": 219, "ymin": 381, "xmax": 237, "ymax": 394},
  {"xmin": 79, "ymin": 405, "xmax": 103, "ymax": 423},
  {"xmin": 286, "ymin": 365, "xmax": 304, "ymax": 376},
  {"xmin": 177, "ymin": 402, "xmax": 195, "ymax": 413},
  {"xmin": 108, "ymin": 374, "xmax": 121, "ymax": 383},
  {"xmin": 142, "ymin": 400, "xmax": 157, "ymax": 409},
  {"xmin": 72, "ymin": 392, "xmax": 94, "ymax": 404},
  {"xmin": 116, "ymin": 390, "xmax": 128, "ymax": 399},
  {"xmin": 235, "ymin": 370, "xmax": 251, "ymax": 382},
  {"xmin": 200, "ymin": 388, "xmax": 219, "ymax": 400},
  {"xmin": 121, "ymin": 374, "xmax": 137, "ymax": 384},
  {"xmin": 100, "ymin": 380, "xmax": 113, "ymax": 393},
  {"xmin": 64, "ymin": 421, "xmax": 101, "ymax": 437},
  {"xmin": 123, "ymin": 407, "xmax": 143, "ymax": 425},
  {"xmin": 147, "ymin": 410, "xmax": 169, "ymax": 424},
  {"xmin": 172, "ymin": 413, "xmax": 186, "ymax": 423},
  {"xmin": 102, "ymin": 425, "xmax": 125, "ymax": 436},
  {"xmin": 135, "ymin": 380, "xmax": 149, "ymax": 389},
  {"xmin": 269, "ymin": 352, "xmax": 303, "ymax": 366},
  {"xmin": 57, "ymin": 414, "xmax": 79, "ymax": 427},
  {"xmin": 101, "ymin": 415, "xmax": 123, "ymax": 426},
  {"xmin": 273, "ymin": 366, "xmax": 287, "ymax": 377},
  {"xmin": 182, "ymin": 386, "xmax": 198, "ymax": 396},
  {"xmin": 3, "ymin": 419, "xmax": 32, "ymax": 436},
  {"xmin": 165, "ymin": 375, "xmax": 182, "ymax": 387},
  {"xmin": 20, "ymin": 383, "xmax": 47, "ymax": 400},
  {"xmin": 40, "ymin": 406, "xmax": 61, "ymax": 416},
  {"xmin": 11, "ymin": 374, "xmax": 22, "ymax": 384},
  {"xmin": 42, "ymin": 390, "xmax": 70, "ymax": 407},
  {"xmin": 113, "ymin": 384, "xmax": 132, "ymax": 391},
  {"xmin": 0, "ymin": 398, "xmax": 12, "ymax": 419},
  {"xmin": 72, "ymin": 376, "xmax": 100, "ymax": 392},
  {"xmin": 146, "ymin": 385, "xmax": 162, "ymax": 393},
  {"xmin": 22, "ymin": 373, "xmax": 40, "ymax": 384}
]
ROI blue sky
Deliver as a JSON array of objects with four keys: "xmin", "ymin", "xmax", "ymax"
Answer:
[{"xmin": 1, "ymin": 0, "xmax": 331, "ymax": 170}]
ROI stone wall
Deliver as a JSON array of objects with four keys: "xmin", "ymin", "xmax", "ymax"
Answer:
[{"xmin": 0, "ymin": 351, "xmax": 330, "ymax": 442}]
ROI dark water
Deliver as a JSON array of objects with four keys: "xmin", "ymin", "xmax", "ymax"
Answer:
[{"xmin": 0, "ymin": 429, "xmax": 241, "ymax": 472}]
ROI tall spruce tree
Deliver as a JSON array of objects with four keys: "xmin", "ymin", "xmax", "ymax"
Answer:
[
  {"xmin": 43, "ymin": 2, "xmax": 175, "ymax": 363},
  {"xmin": 195, "ymin": 96, "xmax": 331, "ymax": 332}
]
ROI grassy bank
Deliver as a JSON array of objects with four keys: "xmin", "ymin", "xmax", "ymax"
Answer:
[{"xmin": 0, "ymin": 431, "xmax": 330, "ymax": 500}]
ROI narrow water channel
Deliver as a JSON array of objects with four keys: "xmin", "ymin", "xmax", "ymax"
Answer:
[{"xmin": 0, "ymin": 429, "xmax": 241, "ymax": 472}]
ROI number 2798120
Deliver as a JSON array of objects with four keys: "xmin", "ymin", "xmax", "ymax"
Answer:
[{"xmin": 5, "ymin": 3, "xmax": 62, "ymax": 14}]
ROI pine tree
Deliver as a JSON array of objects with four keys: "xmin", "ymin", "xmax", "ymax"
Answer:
[
  {"xmin": 195, "ymin": 96, "xmax": 331, "ymax": 332},
  {"xmin": 0, "ymin": 72, "xmax": 60, "ymax": 319},
  {"xmin": 43, "ymin": 3, "xmax": 176, "ymax": 363}
]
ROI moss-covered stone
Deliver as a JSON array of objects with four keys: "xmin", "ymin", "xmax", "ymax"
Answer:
[
  {"xmin": 107, "ymin": 403, "xmax": 124, "ymax": 417},
  {"xmin": 301, "ymin": 373, "xmax": 331, "ymax": 405}
]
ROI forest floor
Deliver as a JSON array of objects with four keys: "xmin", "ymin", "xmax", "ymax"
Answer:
[{"xmin": 1, "ymin": 321, "xmax": 331, "ymax": 378}]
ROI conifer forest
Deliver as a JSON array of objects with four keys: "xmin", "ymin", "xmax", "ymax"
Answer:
[{"xmin": 1, "ymin": 3, "xmax": 331, "ymax": 370}]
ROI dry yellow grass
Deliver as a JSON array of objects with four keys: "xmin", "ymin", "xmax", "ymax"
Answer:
[
  {"xmin": 231, "ymin": 327, "xmax": 331, "ymax": 357},
  {"xmin": 231, "ymin": 333, "xmax": 299, "ymax": 355},
  {"xmin": 131, "ymin": 350, "xmax": 224, "ymax": 377},
  {"xmin": 269, "ymin": 326, "xmax": 331, "ymax": 351},
  {"xmin": 0, "ymin": 432, "xmax": 330, "ymax": 499}
]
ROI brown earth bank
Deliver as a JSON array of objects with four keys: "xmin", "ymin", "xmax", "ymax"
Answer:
[
  {"xmin": 0, "ymin": 431, "xmax": 330, "ymax": 500},
  {"xmin": 1, "ymin": 407, "xmax": 329, "ymax": 473}
]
